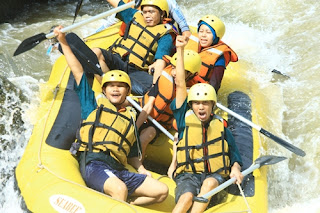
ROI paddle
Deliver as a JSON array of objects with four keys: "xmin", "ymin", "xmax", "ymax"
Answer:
[
  {"xmin": 72, "ymin": 0, "xmax": 84, "ymax": 24},
  {"xmin": 271, "ymin": 69, "xmax": 290, "ymax": 79},
  {"xmin": 216, "ymin": 103, "xmax": 305, "ymax": 157},
  {"xmin": 126, "ymin": 96, "xmax": 175, "ymax": 141},
  {"xmin": 13, "ymin": 0, "xmax": 141, "ymax": 56},
  {"xmin": 193, "ymin": 155, "xmax": 287, "ymax": 203}
]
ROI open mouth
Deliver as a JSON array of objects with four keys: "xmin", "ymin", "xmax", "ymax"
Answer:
[
  {"xmin": 198, "ymin": 111, "xmax": 207, "ymax": 120},
  {"xmin": 200, "ymin": 39, "xmax": 208, "ymax": 43},
  {"xmin": 111, "ymin": 93, "xmax": 121, "ymax": 98}
]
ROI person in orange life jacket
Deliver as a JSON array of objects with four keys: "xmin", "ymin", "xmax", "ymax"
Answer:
[
  {"xmin": 92, "ymin": 0, "xmax": 174, "ymax": 96},
  {"xmin": 135, "ymin": 35, "xmax": 201, "ymax": 162},
  {"xmin": 186, "ymin": 15, "xmax": 238, "ymax": 93},
  {"xmin": 167, "ymin": 36, "xmax": 243, "ymax": 213},
  {"xmin": 54, "ymin": 26, "xmax": 168, "ymax": 205}
]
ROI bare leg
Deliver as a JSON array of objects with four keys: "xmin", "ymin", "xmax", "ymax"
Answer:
[
  {"xmin": 140, "ymin": 126, "xmax": 157, "ymax": 161},
  {"xmin": 190, "ymin": 177, "xmax": 218, "ymax": 213},
  {"xmin": 103, "ymin": 176, "xmax": 128, "ymax": 201},
  {"xmin": 92, "ymin": 47, "xmax": 110, "ymax": 73},
  {"xmin": 172, "ymin": 192, "xmax": 193, "ymax": 213},
  {"xmin": 129, "ymin": 176, "xmax": 168, "ymax": 205}
]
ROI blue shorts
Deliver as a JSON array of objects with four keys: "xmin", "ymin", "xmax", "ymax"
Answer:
[
  {"xmin": 174, "ymin": 172, "xmax": 225, "ymax": 203},
  {"xmin": 84, "ymin": 160, "xmax": 147, "ymax": 195}
]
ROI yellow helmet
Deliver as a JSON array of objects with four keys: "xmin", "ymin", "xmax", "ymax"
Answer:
[
  {"xmin": 198, "ymin": 15, "xmax": 225, "ymax": 39},
  {"xmin": 187, "ymin": 83, "xmax": 217, "ymax": 104},
  {"xmin": 167, "ymin": 50, "xmax": 201, "ymax": 74},
  {"xmin": 141, "ymin": 0, "xmax": 169, "ymax": 17},
  {"xmin": 101, "ymin": 70, "xmax": 131, "ymax": 91}
]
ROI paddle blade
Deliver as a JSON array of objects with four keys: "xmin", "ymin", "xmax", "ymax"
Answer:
[
  {"xmin": 255, "ymin": 155, "xmax": 287, "ymax": 166},
  {"xmin": 260, "ymin": 128, "xmax": 306, "ymax": 157},
  {"xmin": 13, "ymin": 33, "xmax": 47, "ymax": 56},
  {"xmin": 73, "ymin": 0, "xmax": 83, "ymax": 24}
]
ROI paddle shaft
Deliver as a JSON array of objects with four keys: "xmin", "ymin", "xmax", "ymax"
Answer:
[
  {"xmin": 193, "ymin": 155, "xmax": 287, "ymax": 203},
  {"xmin": 216, "ymin": 103, "xmax": 305, "ymax": 157},
  {"xmin": 126, "ymin": 96, "xmax": 174, "ymax": 141},
  {"xmin": 45, "ymin": 1, "xmax": 135, "ymax": 39},
  {"xmin": 201, "ymin": 163, "xmax": 260, "ymax": 200}
]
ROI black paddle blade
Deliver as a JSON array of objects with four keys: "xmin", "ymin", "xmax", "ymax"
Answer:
[
  {"xmin": 13, "ymin": 33, "xmax": 47, "ymax": 56},
  {"xmin": 260, "ymin": 128, "xmax": 306, "ymax": 157},
  {"xmin": 271, "ymin": 69, "xmax": 290, "ymax": 79},
  {"xmin": 73, "ymin": 0, "xmax": 83, "ymax": 24},
  {"xmin": 255, "ymin": 155, "xmax": 287, "ymax": 166},
  {"xmin": 59, "ymin": 32, "xmax": 103, "ymax": 76}
]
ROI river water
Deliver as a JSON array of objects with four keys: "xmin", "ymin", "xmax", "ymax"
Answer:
[{"xmin": 0, "ymin": 0, "xmax": 319, "ymax": 212}]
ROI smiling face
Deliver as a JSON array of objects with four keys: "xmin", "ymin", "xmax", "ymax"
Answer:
[
  {"xmin": 142, "ymin": 6, "xmax": 162, "ymax": 27},
  {"xmin": 103, "ymin": 82, "xmax": 129, "ymax": 106},
  {"xmin": 191, "ymin": 100, "xmax": 214, "ymax": 123},
  {"xmin": 198, "ymin": 24, "xmax": 214, "ymax": 48}
]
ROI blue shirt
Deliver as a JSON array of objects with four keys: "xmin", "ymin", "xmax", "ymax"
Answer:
[
  {"xmin": 170, "ymin": 98, "xmax": 243, "ymax": 166},
  {"xmin": 116, "ymin": 0, "xmax": 173, "ymax": 60},
  {"xmin": 215, "ymin": 55, "xmax": 226, "ymax": 67},
  {"xmin": 74, "ymin": 74, "xmax": 97, "ymax": 120}
]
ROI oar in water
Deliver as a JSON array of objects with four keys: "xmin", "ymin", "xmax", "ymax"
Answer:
[
  {"xmin": 271, "ymin": 69, "xmax": 290, "ymax": 79},
  {"xmin": 13, "ymin": 0, "xmax": 141, "ymax": 56},
  {"xmin": 216, "ymin": 103, "xmax": 306, "ymax": 157},
  {"xmin": 72, "ymin": 0, "xmax": 84, "ymax": 24},
  {"xmin": 193, "ymin": 155, "xmax": 287, "ymax": 203},
  {"xmin": 126, "ymin": 96, "xmax": 175, "ymax": 141}
]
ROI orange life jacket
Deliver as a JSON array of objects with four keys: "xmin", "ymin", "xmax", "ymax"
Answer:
[
  {"xmin": 185, "ymin": 33, "xmax": 238, "ymax": 82},
  {"xmin": 141, "ymin": 66, "xmax": 175, "ymax": 129}
]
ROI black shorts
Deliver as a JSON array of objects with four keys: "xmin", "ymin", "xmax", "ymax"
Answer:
[
  {"xmin": 174, "ymin": 172, "xmax": 226, "ymax": 203},
  {"xmin": 100, "ymin": 49, "xmax": 153, "ymax": 95}
]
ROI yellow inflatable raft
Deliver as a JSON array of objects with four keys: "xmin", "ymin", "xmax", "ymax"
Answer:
[{"xmin": 15, "ymin": 22, "xmax": 278, "ymax": 212}]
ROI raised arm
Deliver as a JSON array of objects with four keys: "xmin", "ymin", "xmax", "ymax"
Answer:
[
  {"xmin": 174, "ymin": 35, "xmax": 188, "ymax": 108},
  {"xmin": 54, "ymin": 26, "xmax": 83, "ymax": 85}
]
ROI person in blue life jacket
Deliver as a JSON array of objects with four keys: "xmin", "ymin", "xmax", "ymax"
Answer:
[
  {"xmin": 167, "ymin": 35, "xmax": 244, "ymax": 213},
  {"xmin": 92, "ymin": 0, "xmax": 175, "ymax": 96},
  {"xmin": 186, "ymin": 15, "xmax": 238, "ymax": 93},
  {"xmin": 54, "ymin": 26, "xmax": 168, "ymax": 205}
]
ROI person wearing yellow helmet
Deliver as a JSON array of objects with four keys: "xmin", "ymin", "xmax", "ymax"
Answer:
[
  {"xmin": 54, "ymin": 26, "xmax": 169, "ymax": 206},
  {"xmin": 93, "ymin": 0, "xmax": 174, "ymax": 96},
  {"xmin": 136, "ymin": 37, "xmax": 201, "ymax": 162},
  {"xmin": 185, "ymin": 15, "xmax": 238, "ymax": 93},
  {"xmin": 168, "ymin": 34, "xmax": 243, "ymax": 213}
]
